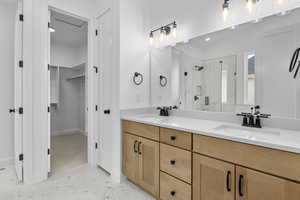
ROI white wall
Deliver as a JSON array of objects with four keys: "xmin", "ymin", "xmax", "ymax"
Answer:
[
  {"xmin": 0, "ymin": 2, "xmax": 16, "ymax": 167},
  {"xmin": 119, "ymin": 0, "xmax": 150, "ymax": 109},
  {"xmin": 50, "ymin": 42, "xmax": 86, "ymax": 67}
]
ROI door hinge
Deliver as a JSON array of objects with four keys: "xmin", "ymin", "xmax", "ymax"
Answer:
[
  {"xmin": 95, "ymin": 29, "xmax": 98, "ymax": 36},
  {"xmin": 19, "ymin": 154, "xmax": 24, "ymax": 161},
  {"xmin": 48, "ymin": 64, "xmax": 50, "ymax": 71},
  {"xmin": 48, "ymin": 106, "xmax": 50, "ymax": 113},
  {"xmin": 93, "ymin": 66, "xmax": 98, "ymax": 73},
  {"xmin": 18, "ymin": 107, "xmax": 23, "ymax": 114},
  {"xmin": 19, "ymin": 60, "xmax": 23, "ymax": 68},
  {"xmin": 95, "ymin": 142, "xmax": 98, "ymax": 149},
  {"xmin": 19, "ymin": 14, "xmax": 24, "ymax": 22},
  {"xmin": 95, "ymin": 105, "xmax": 98, "ymax": 111},
  {"xmin": 48, "ymin": 148, "xmax": 50, "ymax": 155}
]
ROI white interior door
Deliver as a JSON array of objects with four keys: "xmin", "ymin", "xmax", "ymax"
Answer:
[
  {"xmin": 96, "ymin": 10, "xmax": 113, "ymax": 173},
  {"xmin": 14, "ymin": 0, "xmax": 23, "ymax": 182}
]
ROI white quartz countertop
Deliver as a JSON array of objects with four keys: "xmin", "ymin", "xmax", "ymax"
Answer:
[{"xmin": 122, "ymin": 114, "xmax": 300, "ymax": 154}]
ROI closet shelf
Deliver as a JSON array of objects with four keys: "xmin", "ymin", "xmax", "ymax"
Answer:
[{"xmin": 66, "ymin": 74, "xmax": 85, "ymax": 80}]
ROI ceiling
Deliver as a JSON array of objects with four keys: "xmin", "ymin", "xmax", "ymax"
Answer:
[{"xmin": 50, "ymin": 11, "xmax": 87, "ymax": 47}]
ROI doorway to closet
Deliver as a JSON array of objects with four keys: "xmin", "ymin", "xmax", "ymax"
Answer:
[{"xmin": 48, "ymin": 10, "xmax": 88, "ymax": 175}]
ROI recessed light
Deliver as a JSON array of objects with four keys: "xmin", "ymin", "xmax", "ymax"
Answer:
[
  {"xmin": 231, "ymin": 25, "xmax": 236, "ymax": 30},
  {"xmin": 205, "ymin": 37, "xmax": 211, "ymax": 42},
  {"xmin": 253, "ymin": 18, "xmax": 262, "ymax": 23},
  {"xmin": 277, "ymin": 10, "xmax": 291, "ymax": 16}
]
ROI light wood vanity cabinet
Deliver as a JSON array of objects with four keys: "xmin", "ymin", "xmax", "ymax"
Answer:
[
  {"xmin": 193, "ymin": 154, "xmax": 235, "ymax": 200},
  {"xmin": 122, "ymin": 120, "xmax": 300, "ymax": 200},
  {"xmin": 235, "ymin": 166, "xmax": 300, "ymax": 200},
  {"xmin": 122, "ymin": 121, "xmax": 159, "ymax": 197}
]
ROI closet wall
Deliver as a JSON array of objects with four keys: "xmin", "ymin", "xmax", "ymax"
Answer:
[{"xmin": 0, "ymin": 1, "xmax": 17, "ymax": 167}]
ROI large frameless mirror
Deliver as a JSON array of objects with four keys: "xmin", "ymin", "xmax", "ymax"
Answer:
[{"xmin": 150, "ymin": 8, "xmax": 300, "ymax": 119}]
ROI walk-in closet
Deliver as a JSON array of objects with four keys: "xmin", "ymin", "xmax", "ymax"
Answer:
[{"xmin": 49, "ymin": 10, "xmax": 88, "ymax": 175}]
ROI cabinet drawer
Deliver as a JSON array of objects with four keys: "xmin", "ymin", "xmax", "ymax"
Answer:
[
  {"xmin": 160, "ymin": 171, "xmax": 191, "ymax": 200},
  {"xmin": 160, "ymin": 143, "xmax": 192, "ymax": 183},
  {"xmin": 160, "ymin": 128, "xmax": 192, "ymax": 150},
  {"xmin": 122, "ymin": 120, "xmax": 159, "ymax": 141},
  {"xmin": 193, "ymin": 134, "xmax": 300, "ymax": 182}
]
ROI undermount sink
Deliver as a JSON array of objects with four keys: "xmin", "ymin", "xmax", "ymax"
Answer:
[{"xmin": 212, "ymin": 125, "xmax": 280, "ymax": 140}]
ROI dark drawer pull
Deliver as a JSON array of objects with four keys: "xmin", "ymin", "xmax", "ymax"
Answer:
[
  {"xmin": 226, "ymin": 171, "xmax": 231, "ymax": 192},
  {"xmin": 138, "ymin": 142, "xmax": 142, "ymax": 155},
  {"xmin": 170, "ymin": 191, "xmax": 176, "ymax": 196},
  {"xmin": 239, "ymin": 175, "xmax": 244, "ymax": 197},
  {"xmin": 133, "ymin": 140, "xmax": 138, "ymax": 153},
  {"xmin": 170, "ymin": 136, "xmax": 176, "ymax": 140},
  {"xmin": 170, "ymin": 160, "xmax": 176, "ymax": 165}
]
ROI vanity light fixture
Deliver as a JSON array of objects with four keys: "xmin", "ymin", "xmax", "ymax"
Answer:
[
  {"xmin": 148, "ymin": 21, "xmax": 177, "ymax": 45},
  {"xmin": 246, "ymin": 0, "xmax": 259, "ymax": 13},
  {"xmin": 222, "ymin": 0, "xmax": 230, "ymax": 21}
]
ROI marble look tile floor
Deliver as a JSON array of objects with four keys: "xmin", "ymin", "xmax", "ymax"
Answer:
[{"xmin": 0, "ymin": 165, "xmax": 155, "ymax": 200}]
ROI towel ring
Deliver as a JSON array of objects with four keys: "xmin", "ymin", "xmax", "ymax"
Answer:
[
  {"xmin": 159, "ymin": 75, "xmax": 167, "ymax": 87},
  {"xmin": 133, "ymin": 72, "xmax": 143, "ymax": 85}
]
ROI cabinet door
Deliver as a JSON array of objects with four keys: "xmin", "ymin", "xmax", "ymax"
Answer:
[
  {"xmin": 193, "ymin": 154, "xmax": 235, "ymax": 200},
  {"xmin": 236, "ymin": 166, "xmax": 300, "ymax": 200},
  {"xmin": 138, "ymin": 137, "xmax": 159, "ymax": 197},
  {"xmin": 122, "ymin": 133, "xmax": 139, "ymax": 183}
]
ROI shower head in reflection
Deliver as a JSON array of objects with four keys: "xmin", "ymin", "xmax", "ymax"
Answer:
[{"xmin": 195, "ymin": 65, "xmax": 205, "ymax": 71}]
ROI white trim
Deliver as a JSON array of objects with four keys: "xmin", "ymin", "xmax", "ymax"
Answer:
[
  {"xmin": 47, "ymin": 5, "xmax": 97, "ymax": 172},
  {"xmin": 0, "ymin": 158, "xmax": 14, "ymax": 168}
]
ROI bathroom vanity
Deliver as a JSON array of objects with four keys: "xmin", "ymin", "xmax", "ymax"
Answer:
[{"xmin": 122, "ymin": 116, "xmax": 300, "ymax": 200}]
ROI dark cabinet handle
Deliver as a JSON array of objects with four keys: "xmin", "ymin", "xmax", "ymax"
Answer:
[
  {"xmin": 170, "ymin": 191, "xmax": 176, "ymax": 196},
  {"xmin": 133, "ymin": 140, "xmax": 138, "ymax": 153},
  {"xmin": 226, "ymin": 171, "xmax": 231, "ymax": 192},
  {"xmin": 170, "ymin": 160, "xmax": 176, "ymax": 165},
  {"xmin": 138, "ymin": 142, "xmax": 142, "ymax": 155},
  {"xmin": 170, "ymin": 136, "xmax": 176, "ymax": 141},
  {"xmin": 104, "ymin": 109, "xmax": 110, "ymax": 114},
  {"xmin": 239, "ymin": 175, "xmax": 244, "ymax": 197}
]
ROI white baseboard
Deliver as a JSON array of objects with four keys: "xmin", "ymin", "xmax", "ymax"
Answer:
[
  {"xmin": 0, "ymin": 157, "xmax": 13, "ymax": 168},
  {"xmin": 51, "ymin": 129, "xmax": 87, "ymax": 136}
]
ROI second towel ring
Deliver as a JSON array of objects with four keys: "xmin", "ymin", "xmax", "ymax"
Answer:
[
  {"xmin": 133, "ymin": 72, "xmax": 144, "ymax": 85},
  {"xmin": 159, "ymin": 75, "xmax": 167, "ymax": 87}
]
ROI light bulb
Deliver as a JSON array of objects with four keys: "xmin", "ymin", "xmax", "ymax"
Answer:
[
  {"xmin": 172, "ymin": 22, "xmax": 177, "ymax": 38},
  {"xmin": 223, "ymin": 7, "xmax": 229, "ymax": 21},
  {"xmin": 149, "ymin": 32, "xmax": 154, "ymax": 45},
  {"xmin": 246, "ymin": 0, "xmax": 254, "ymax": 13},
  {"xmin": 222, "ymin": 0, "xmax": 230, "ymax": 21},
  {"xmin": 276, "ymin": 0, "xmax": 286, "ymax": 5},
  {"xmin": 160, "ymin": 28, "xmax": 165, "ymax": 42}
]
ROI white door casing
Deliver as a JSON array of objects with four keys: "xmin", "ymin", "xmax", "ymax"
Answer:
[
  {"xmin": 96, "ymin": 10, "xmax": 113, "ymax": 173},
  {"xmin": 47, "ymin": 10, "xmax": 51, "ymax": 173},
  {"xmin": 14, "ymin": 0, "xmax": 24, "ymax": 182}
]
